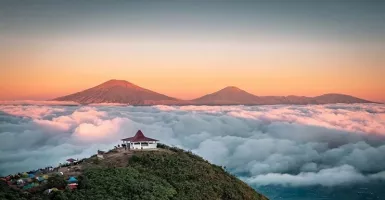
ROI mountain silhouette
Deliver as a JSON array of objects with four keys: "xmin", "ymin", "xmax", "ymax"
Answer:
[
  {"xmin": 54, "ymin": 80, "xmax": 373, "ymax": 105},
  {"xmin": 54, "ymin": 79, "xmax": 183, "ymax": 105}
]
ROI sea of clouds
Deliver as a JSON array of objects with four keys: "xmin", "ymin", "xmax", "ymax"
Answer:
[{"xmin": 0, "ymin": 102, "xmax": 384, "ymax": 188}]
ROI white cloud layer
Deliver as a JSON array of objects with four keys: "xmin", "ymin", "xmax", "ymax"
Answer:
[
  {"xmin": 0, "ymin": 103, "xmax": 384, "ymax": 187},
  {"xmin": 0, "ymin": 100, "xmax": 80, "ymax": 106}
]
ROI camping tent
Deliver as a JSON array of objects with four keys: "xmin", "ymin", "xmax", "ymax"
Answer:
[
  {"xmin": 36, "ymin": 176, "xmax": 45, "ymax": 182},
  {"xmin": 67, "ymin": 183, "xmax": 78, "ymax": 190},
  {"xmin": 44, "ymin": 188, "xmax": 58, "ymax": 194},
  {"xmin": 42, "ymin": 175, "xmax": 49, "ymax": 179},
  {"xmin": 22, "ymin": 184, "xmax": 34, "ymax": 190},
  {"xmin": 28, "ymin": 174, "xmax": 35, "ymax": 178},
  {"xmin": 22, "ymin": 172, "xmax": 28, "ymax": 178},
  {"xmin": 68, "ymin": 177, "xmax": 78, "ymax": 183},
  {"xmin": 16, "ymin": 179, "xmax": 24, "ymax": 185},
  {"xmin": 44, "ymin": 189, "xmax": 52, "ymax": 194}
]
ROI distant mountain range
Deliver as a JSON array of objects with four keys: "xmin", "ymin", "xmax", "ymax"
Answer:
[{"xmin": 54, "ymin": 79, "xmax": 373, "ymax": 105}]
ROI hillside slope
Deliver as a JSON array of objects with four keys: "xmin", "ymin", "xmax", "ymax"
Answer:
[{"xmin": 0, "ymin": 145, "xmax": 268, "ymax": 200}]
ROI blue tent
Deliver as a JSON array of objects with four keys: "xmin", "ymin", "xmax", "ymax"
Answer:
[
  {"xmin": 68, "ymin": 177, "xmax": 78, "ymax": 183},
  {"xmin": 37, "ymin": 176, "xmax": 45, "ymax": 182},
  {"xmin": 28, "ymin": 174, "xmax": 35, "ymax": 178},
  {"xmin": 22, "ymin": 184, "xmax": 33, "ymax": 190}
]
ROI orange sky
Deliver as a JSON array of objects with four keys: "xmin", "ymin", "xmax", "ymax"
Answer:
[
  {"xmin": 1, "ymin": 1, "xmax": 384, "ymax": 102},
  {"xmin": 1, "ymin": 37, "xmax": 384, "ymax": 102}
]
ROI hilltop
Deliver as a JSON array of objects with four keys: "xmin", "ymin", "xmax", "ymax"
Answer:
[
  {"xmin": 0, "ymin": 144, "xmax": 268, "ymax": 200},
  {"xmin": 54, "ymin": 79, "xmax": 373, "ymax": 105}
]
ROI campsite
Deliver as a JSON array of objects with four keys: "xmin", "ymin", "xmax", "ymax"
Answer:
[
  {"xmin": 0, "ymin": 142, "xmax": 140, "ymax": 195},
  {"xmin": 0, "ymin": 142, "xmax": 268, "ymax": 200},
  {"xmin": 0, "ymin": 130, "xmax": 159, "ymax": 196}
]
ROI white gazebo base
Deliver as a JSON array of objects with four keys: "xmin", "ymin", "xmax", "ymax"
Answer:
[{"xmin": 123, "ymin": 141, "xmax": 157, "ymax": 150}]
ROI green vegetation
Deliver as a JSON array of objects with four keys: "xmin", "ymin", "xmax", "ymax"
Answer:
[
  {"xmin": 46, "ymin": 175, "xmax": 68, "ymax": 189},
  {"xmin": 129, "ymin": 145, "xmax": 267, "ymax": 200},
  {"xmin": 0, "ymin": 181, "xmax": 27, "ymax": 200},
  {"xmin": 0, "ymin": 144, "xmax": 268, "ymax": 200}
]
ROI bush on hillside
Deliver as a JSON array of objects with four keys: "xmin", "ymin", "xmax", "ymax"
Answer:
[
  {"xmin": 61, "ymin": 167, "xmax": 176, "ymax": 200},
  {"xmin": 47, "ymin": 175, "xmax": 67, "ymax": 190},
  {"xmin": 129, "ymin": 147, "xmax": 267, "ymax": 200}
]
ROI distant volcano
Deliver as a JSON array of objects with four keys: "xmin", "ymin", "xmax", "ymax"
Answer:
[
  {"xmin": 192, "ymin": 86, "xmax": 260, "ymax": 105},
  {"xmin": 192, "ymin": 86, "xmax": 372, "ymax": 105},
  {"xmin": 54, "ymin": 79, "xmax": 183, "ymax": 105},
  {"xmin": 54, "ymin": 79, "xmax": 373, "ymax": 105}
]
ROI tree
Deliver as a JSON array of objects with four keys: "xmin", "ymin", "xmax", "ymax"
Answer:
[
  {"xmin": 77, "ymin": 175, "xmax": 89, "ymax": 189},
  {"xmin": 51, "ymin": 191, "xmax": 69, "ymax": 200},
  {"xmin": 47, "ymin": 175, "xmax": 67, "ymax": 189}
]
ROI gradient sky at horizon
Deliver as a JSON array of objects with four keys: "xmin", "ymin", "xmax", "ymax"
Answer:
[{"xmin": 1, "ymin": 0, "xmax": 384, "ymax": 102}]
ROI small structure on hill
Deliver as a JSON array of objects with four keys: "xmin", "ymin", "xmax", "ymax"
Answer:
[
  {"xmin": 68, "ymin": 176, "xmax": 78, "ymax": 183},
  {"xmin": 66, "ymin": 158, "xmax": 76, "ymax": 163},
  {"xmin": 67, "ymin": 183, "xmax": 78, "ymax": 190},
  {"xmin": 121, "ymin": 130, "xmax": 158, "ymax": 150},
  {"xmin": 16, "ymin": 179, "xmax": 24, "ymax": 185},
  {"xmin": 97, "ymin": 150, "xmax": 105, "ymax": 159}
]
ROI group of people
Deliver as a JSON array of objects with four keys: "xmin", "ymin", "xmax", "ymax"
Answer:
[
  {"xmin": 114, "ymin": 144, "xmax": 130, "ymax": 150},
  {"xmin": 30, "ymin": 166, "xmax": 56, "ymax": 174},
  {"xmin": 58, "ymin": 158, "xmax": 85, "ymax": 168},
  {"xmin": 120, "ymin": 143, "xmax": 136, "ymax": 150}
]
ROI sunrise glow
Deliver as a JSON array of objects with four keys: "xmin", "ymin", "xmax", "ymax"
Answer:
[{"xmin": 1, "ymin": 1, "xmax": 384, "ymax": 102}]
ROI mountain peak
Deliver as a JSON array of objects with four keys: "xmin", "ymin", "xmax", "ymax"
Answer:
[
  {"xmin": 105, "ymin": 79, "xmax": 129, "ymax": 84},
  {"xmin": 193, "ymin": 86, "xmax": 258, "ymax": 105},
  {"xmin": 220, "ymin": 86, "xmax": 244, "ymax": 92},
  {"xmin": 97, "ymin": 79, "xmax": 138, "ymax": 89},
  {"xmin": 313, "ymin": 93, "xmax": 372, "ymax": 103},
  {"xmin": 53, "ymin": 79, "xmax": 178, "ymax": 104}
]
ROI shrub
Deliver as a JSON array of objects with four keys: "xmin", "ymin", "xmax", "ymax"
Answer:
[
  {"xmin": 46, "ymin": 175, "xmax": 67, "ymax": 189},
  {"xmin": 128, "ymin": 147, "xmax": 266, "ymax": 200}
]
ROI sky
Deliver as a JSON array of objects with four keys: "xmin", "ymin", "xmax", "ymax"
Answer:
[{"xmin": 1, "ymin": 0, "xmax": 384, "ymax": 102}]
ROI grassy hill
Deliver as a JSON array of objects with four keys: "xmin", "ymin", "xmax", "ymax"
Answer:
[{"xmin": 0, "ymin": 144, "xmax": 268, "ymax": 200}]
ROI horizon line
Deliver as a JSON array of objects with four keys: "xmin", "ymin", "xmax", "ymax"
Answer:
[{"xmin": 53, "ymin": 79, "xmax": 377, "ymax": 102}]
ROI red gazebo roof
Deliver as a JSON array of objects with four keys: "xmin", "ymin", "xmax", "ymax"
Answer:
[{"xmin": 121, "ymin": 130, "xmax": 158, "ymax": 142}]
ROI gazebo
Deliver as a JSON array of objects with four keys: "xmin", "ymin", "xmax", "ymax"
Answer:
[
  {"xmin": 66, "ymin": 158, "xmax": 76, "ymax": 163},
  {"xmin": 121, "ymin": 130, "xmax": 158, "ymax": 149}
]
